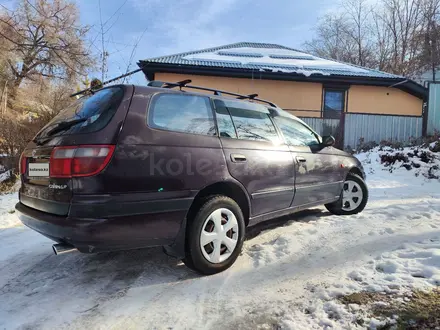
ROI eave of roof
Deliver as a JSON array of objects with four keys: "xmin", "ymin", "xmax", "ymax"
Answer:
[{"xmin": 138, "ymin": 61, "xmax": 428, "ymax": 100}]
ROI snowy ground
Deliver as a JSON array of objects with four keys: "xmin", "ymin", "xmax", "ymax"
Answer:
[
  {"xmin": 1, "ymin": 148, "xmax": 440, "ymax": 329},
  {"xmin": 0, "ymin": 192, "xmax": 20, "ymax": 229}
]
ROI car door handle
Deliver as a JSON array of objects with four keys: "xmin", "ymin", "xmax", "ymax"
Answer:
[
  {"xmin": 296, "ymin": 156, "xmax": 306, "ymax": 163},
  {"xmin": 231, "ymin": 154, "xmax": 247, "ymax": 162}
]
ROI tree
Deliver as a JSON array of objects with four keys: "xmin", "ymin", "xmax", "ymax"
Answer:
[
  {"xmin": 305, "ymin": 0, "xmax": 440, "ymax": 78},
  {"xmin": 303, "ymin": 13, "xmax": 355, "ymax": 63},
  {"xmin": 341, "ymin": 0, "xmax": 374, "ymax": 67},
  {"xmin": 304, "ymin": 0, "xmax": 375, "ymax": 67},
  {"xmin": 377, "ymin": 0, "xmax": 424, "ymax": 76},
  {"xmin": 0, "ymin": 0, "xmax": 94, "ymax": 102},
  {"xmin": 418, "ymin": 0, "xmax": 440, "ymax": 81}
]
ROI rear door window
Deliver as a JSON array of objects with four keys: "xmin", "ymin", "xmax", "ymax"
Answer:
[
  {"xmin": 149, "ymin": 93, "xmax": 216, "ymax": 136},
  {"xmin": 36, "ymin": 86, "xmax": 124, "ymax": 139},
  {"xmin": 214, "ymin": 99, "xmax": 280, "ymax": 143}
]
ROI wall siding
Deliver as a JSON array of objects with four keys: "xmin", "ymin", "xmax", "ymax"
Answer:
[
  {"xmin": 155, "ymin": 73, "xmax": 423, "ymax": 118},
  {"xmin": 344, "ymin": 113, "xmax": 422, "ymax": 148},
  {"xmin": 348, "ymin": 85, "xmax": 423, "ymax": 116},
  {"xmin": 155, "ymin": 72, "xmax": 323, "ymax": 115},
  {"xmin": 428, "ymin": 83, "xmax": 440, "ymax": 135}
]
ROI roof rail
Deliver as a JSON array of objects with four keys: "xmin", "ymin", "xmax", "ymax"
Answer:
[{"xmin": 147, "ymin": 80, "xmax": 278, "ymax": 107}]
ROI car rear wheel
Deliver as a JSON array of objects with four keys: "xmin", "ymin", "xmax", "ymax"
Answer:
[
  {"xmin": 183, "ymin": 195, "xmax": 245, "ymax": 275},
  {"xmin": 325, "ymin": 173, "xmax": 368, "ymax": 215}
]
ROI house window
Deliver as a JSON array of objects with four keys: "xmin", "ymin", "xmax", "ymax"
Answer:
[{"xmin": 323, "ymin": 89, "xmax": 345, "ymax": 119}]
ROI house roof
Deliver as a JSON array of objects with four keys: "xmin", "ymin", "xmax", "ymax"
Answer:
[{"xmin": 138, "ymin": 42, "xmax": 428, "ymax": 100}]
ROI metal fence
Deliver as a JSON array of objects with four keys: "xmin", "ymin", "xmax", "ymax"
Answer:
[
  {"xmin": 344, "ymin": 114, "xmax": 423, "ymax": 148},
  {"xmin": 428, "ymin": 83, "xmax": 440, "ymax": 135},
  {"xmin": 299, "ymin": 114, "xmax": 423, "ymax": 149}
]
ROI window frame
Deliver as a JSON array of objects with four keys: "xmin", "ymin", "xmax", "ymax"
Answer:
[
  {"xmin": 147, "ymin": 92, "xmax": 218, "ymax": 136},
  {"xmin": 211, "ymin": 98, "xmax": 238, "ymax": 139},
  {"xmin": 322, "ymin": 88, "xmax": 346, "ymax": 119}
]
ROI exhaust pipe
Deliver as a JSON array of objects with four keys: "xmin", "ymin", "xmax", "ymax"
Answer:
[{"xmin": 52, "ymin": 243, "xmax": 77, "ymax": 255}]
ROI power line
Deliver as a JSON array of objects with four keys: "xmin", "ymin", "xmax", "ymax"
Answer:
[{"xmin": 102, "ymin": 0, "xmax": 129, "ymax": 27}]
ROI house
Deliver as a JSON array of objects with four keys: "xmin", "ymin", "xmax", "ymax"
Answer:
[{"xmin": 138, "ymin": 42, "xmax": 428, "ymax": 148}]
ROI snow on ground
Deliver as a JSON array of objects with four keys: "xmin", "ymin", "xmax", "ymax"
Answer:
[
  {"xmin": 1, "ymin": 149, "xmax": 440, "ymax": 329},
  {"xmin": 0, "ymin": 192, "xmax": 20, "ymax": 229}
]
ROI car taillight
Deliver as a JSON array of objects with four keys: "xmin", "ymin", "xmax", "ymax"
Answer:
[
  {"xmin": 50, "ymin": 145, "xmax": 115, "ymax": 178},
  {"xmin": 19, "ymin": 152, "xmax": 27, "ymax": 175}
]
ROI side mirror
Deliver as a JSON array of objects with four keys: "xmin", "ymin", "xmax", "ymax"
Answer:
[{"xmin": 321, "ymin": 135, "xmax": 335, "ymax": 147}]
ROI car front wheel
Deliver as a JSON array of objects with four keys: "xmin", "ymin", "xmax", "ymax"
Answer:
[
  {"xmin": 325, "ymin": 173, "xmax": 368, "ymax": 215},
  {"xmin": 183, "ymin": 195, "xmax": 245, "ymax": 275}
]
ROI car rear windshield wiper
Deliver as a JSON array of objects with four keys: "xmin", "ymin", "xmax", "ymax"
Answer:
[{"xmin": 46, "ymin": 118, "xmax": 88, "ymax": 136}]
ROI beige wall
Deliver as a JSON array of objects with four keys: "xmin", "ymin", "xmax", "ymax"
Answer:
[
  {"xmin": 348, "ymin": 85, "xmax": 423, "ymax": 116},
  {"xmin": 155, "ymin": 72, "xmax": 323, "ymax": 118},
  {"xmin": 155, "ymin": 72, "xmax": 423, "ymax": 117}
]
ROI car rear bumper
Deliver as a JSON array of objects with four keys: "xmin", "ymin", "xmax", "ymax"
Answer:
[{"xmin": 15, "ymin": 196, "xmax": 193, "ymax": 253}]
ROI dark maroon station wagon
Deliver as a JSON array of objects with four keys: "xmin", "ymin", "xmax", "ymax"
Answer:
[{"xmin": 16, "ymin": 80, "xmax": 368, "ymax": 275}]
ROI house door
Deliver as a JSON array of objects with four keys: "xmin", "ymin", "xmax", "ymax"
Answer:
[{"xmin": 322, "ymin": 88, "xmax": 347, "ymax": 149}]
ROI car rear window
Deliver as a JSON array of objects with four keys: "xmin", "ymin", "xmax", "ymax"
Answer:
[
  {"xmin": 148, "ymin": 93, "xmax": 216, "ymax": 136},
  {"xmin": 36, "ymin": 87, "xmax": 124, "ymax": 139}
]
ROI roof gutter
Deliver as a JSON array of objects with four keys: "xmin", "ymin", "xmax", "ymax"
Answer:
[{"xmin": 388, "ymin": 79, "xmax": 408, "ymax": 88}]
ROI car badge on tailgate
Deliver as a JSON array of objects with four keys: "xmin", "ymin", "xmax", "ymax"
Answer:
[{"xmin": 49, "ymin": 184, "xmax": 68, "ymax": 190}]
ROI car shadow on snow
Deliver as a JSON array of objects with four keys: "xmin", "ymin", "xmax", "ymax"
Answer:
[
  {"xmin": 245, "ymin": 208, "xmax": 329, "ymax": 240},
  {"xmin": 0, "ymin": 245, "xmax": 198, "ymax": 310}
]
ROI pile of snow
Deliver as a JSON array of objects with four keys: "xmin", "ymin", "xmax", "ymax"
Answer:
[
  {"xmin": 0, "ymin": 193, "xmax": 20, "ymax": 228},
  {"xmin": 358, "ymin": 146, "xmax": 440, "ymax": 181}
]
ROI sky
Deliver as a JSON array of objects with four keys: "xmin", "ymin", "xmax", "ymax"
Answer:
[
  {"xmin": 2, "ymin": 0, "xmax": 340, "ymax": 84},
  {"xmin": 75, "ymin": 0, "xmax": 340, "ymax": 84}
]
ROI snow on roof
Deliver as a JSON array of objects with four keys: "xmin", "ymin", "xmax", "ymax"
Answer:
[
  {"xmin": 182, "ymin": 47, "xmax": 370, "ymax": 75},
  {"xmin": 140, "ymin": 42, "xmax": 403, "ymax": 79}
]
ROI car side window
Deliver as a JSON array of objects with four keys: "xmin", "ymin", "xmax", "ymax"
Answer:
[
  {"xmin": 274, "ymin": 116, "xmax": 319, "ymax": 146},
  {"xmin": 215, "ymin": 99, "xmax": 280, "ymax": 143},
  {"xmin": 149, "ymin": 93, "xmax": 216, "ymax": 136}
]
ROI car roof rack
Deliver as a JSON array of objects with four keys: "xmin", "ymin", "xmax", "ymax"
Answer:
[{"xmin": 147, "ymin": 80, "xmax": 278, "ymax": 108}]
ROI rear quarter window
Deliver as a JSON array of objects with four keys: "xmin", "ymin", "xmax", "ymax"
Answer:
[{"xmin": 148, "ymin": 93, "xmax": 216, "ymax": 136}]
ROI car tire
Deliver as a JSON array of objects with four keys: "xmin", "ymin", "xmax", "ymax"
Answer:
[
  {"xmin": 325, "ymin": 173, "xmax": 368, "ymax": 216},
  {"xmin": 183, "ymin": 195, "xmax": 245, "ymax": 275}
]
